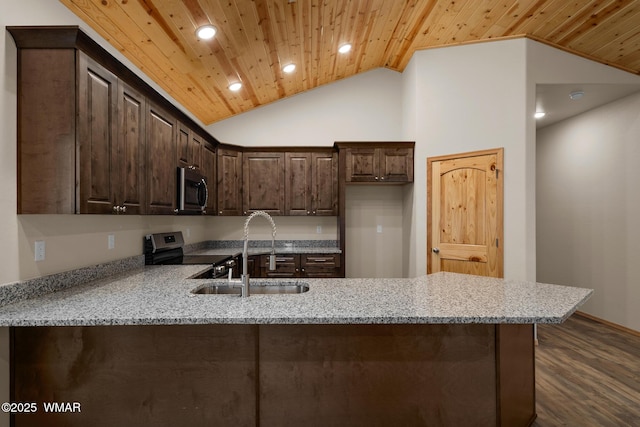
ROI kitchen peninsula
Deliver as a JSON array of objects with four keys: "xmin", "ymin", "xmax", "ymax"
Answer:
[{"xmin": 0, "ymin": 265, "xmax": 591, "ymax": 427}]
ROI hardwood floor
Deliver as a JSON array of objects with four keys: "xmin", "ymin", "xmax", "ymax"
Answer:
[{"xmin": 533, "ymin": 314, "xmax": 640, "ymax": 427}]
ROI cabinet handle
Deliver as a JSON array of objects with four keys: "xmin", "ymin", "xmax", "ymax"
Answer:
[
  {"xmin": 121, "ymin": 206, "xmax": 126, "ymax": 213},
  {"xmin": 309, "ymin": 258, "xmax": 328, "ymax": 262},
  {"xmin": 307, "ymin": 211, "xmax": 310, "ymax": 215},
  {"xmin": 219, "ymin": 211, "xmax": 222, "ymax": 214},
  {"xmin": 113, "ymin": 206, "xmax": 119, "ymax": 214},
  {"xmin": 380, "ymin": 176, "xmax": 385, "ymax": 180},
  {"xmin": 375, "ymin": 176, "xmax": 379, "ymax": 180},
  {"xmin": 312, "ymin": 211, "xmax": 316, "ymax": 215}
]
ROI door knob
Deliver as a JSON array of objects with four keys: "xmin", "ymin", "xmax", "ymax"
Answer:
[{"xmin": 432, "ymin": 247, "xmax": 440, "ymax": 254}]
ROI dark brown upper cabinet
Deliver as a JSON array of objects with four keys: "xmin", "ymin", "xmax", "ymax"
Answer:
[
  {"xmin": 115, "ymin": 80, "xmax": 147, "ymax": 214},
  {"xmin": 9, "ymin": 26, "xmax": 220, "ymax": 215},
  {"xmin": 285, "ymin": 151, "xmax": 338, "ymax": 216},
  {"xmin": 243, "ymin": 152, "xmax": 285, "ymax": 215},
  {"xmin": 339, "ymin": 143, "xmax": 414, "ymax": 183},
  {"xmin": 201, "ymin": 141, "xmax": 217, "ymax": 215},
  {"xmin": 217, "ymin": 146, "xmax": 243, "ymax": 216},
  {"xmin": 177, "ymin": 122, "xmax": 202, "ymax": 171},
  {"xmin": 13, "ymin": 46, "xmax": 147, "ymax": 214},
  {"xmin": 146, "ymin": 101, "xmax": 177, "ymax": 214}
]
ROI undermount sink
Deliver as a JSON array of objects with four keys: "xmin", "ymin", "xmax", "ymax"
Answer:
[{"xmin": 191, "ymin": 281, "xmax": 309, "ymax": 295}]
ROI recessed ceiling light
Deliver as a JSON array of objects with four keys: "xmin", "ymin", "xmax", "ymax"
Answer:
[
  {"xmin": 195, "ymin": 25, "xmax": 217, "ymax": 40},
  {"xmin": 282, "ymin": 63, "xmax": 296, "ymax": 73},
  {"xmin": 569, "ymin": 90, "xmax": 585, "ymax": 100},
  {"xmin": 534, "ymin": 111, "xmax": 546, "ymax": 119},
  {"xmin": 338, "ymin": 43, "xmax": 352, "ymax": 54},
  {"xmin": 228, "ymin": 82, "xmax": 242, "ymax": 91}
]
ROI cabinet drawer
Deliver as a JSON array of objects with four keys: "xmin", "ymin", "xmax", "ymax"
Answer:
[
  {"xmin": 300, "ymin": 254, "xmax": 340, "ymax": 268},
  {"xmin": 301, "ymin": 254, "xmax": 341, "ymax": 278},
  {"xmin": 260, "ymin": 254, "xmax": 296, "ymax": 277}
]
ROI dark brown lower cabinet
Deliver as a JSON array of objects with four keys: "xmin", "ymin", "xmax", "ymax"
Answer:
[
  {"xmin": 258, "ymin": 253, "xmax": 340, "ymax": 278},
  {"xmin": 11, "ymin": 323, "xmax": 535, "ymax": 427}
]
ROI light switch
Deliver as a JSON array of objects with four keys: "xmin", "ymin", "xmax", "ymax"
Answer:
[
  {"xmin": 108, "ymin": 234, "xmax": 115, "ymax": 250},
  {"xmin": 377, "ymin": 225, "xmax": 383, "ymax": 233}
]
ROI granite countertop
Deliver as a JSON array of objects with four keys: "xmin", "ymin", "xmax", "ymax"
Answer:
[{"xmin": 0, "ymin": 265, "xmax": 592, "ymax": 327}]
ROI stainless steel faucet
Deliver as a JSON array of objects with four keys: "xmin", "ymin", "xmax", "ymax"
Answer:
[{"xmin": 237, "ymin": 211, "xmax": 277, "ymax": 297}]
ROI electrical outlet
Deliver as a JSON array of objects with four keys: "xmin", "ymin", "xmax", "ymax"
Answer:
[
  {"xmin": 186, "ymin": 228, "xmax": 191, "ymax": 238},
  {"xmin": 34, "ymin": 240, "xmax": 45, "ymax": 261},
  {"xmin": 316, "ymin": 225, "xmax": 322, "ymax": 234},
  {"xmin": 108, "ymin": 234, "xmax": 115, "ymax": 250},
  {"xmin": 377, "ymin": 225, "xmax": 383, "ymax": 233}
]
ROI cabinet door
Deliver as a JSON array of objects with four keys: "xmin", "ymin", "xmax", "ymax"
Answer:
[
  {"xmin": 243, "ymin": 152, "xmax": 285, "ymax": 215},
  {"xmin": 177, "ymin": 122, "xmax": 201, "ymax": 170},
  {"xmin": 345, "ymin": 148, "xmax": 380, "ymax": 182},
  {"xmin": 311, "ymin": 152, "xmax": 338, "ymax": 215},
  {"xmin": 201, "ymin": 141, "xmax": 217, "ymax": 215},
  {"xmin": 217, "ymin": 147, "xmax": 243, "ymax": 215},
  {"xmin": 116, "ymin": 81, "xmax": 146, "ymax": 214},
  {"xmin": 17, "ymin": 49, "xmax": 76, "ymax": 214},
  {"xmin": 285, "ymin": 152, "xmax": 312, "ymax": 215},
  {"xmin": 77, "ymin": 54, "xmax": 118, "ymax": 214},
  {"xmin": 380, "ymin": 148, "xmax": 414, "ymax": 183},
  {"xmin": 146, "ymin": 102, "xmax": 177, "ymax": 214}
]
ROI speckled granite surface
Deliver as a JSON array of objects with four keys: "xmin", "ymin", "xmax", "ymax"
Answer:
[
  {"xmin": 0, "ymin": 256, "xmax": 144, "ymax": 308},
  {"xmin": 0, "ymin": 266, "xmax": 592, "ymax": 326}
]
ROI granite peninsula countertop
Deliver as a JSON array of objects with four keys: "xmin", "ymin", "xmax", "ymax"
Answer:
[{"xmin": 0, "ymin": 265, "xmax": 592, "ymax": 327}]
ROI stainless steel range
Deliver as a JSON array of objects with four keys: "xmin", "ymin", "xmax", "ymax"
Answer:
[{"xmin": 144, "ymin": 231, "xmax": 236, "ymax": 278}]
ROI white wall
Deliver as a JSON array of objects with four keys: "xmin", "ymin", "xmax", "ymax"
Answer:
[
  {"xmin": 537, "ymin": 92, "xmax": 640, "ymax": 331},
  {"xmin": 402, "ymin": 39, "xmax": 531, "ymax": 280},
  {"xmin": 207, "ymin": 68, "xmax": 404, "ymax": 147},
  {"xmin": 208, "ymin": 68, "xmax": 407, "ymax": 277}
]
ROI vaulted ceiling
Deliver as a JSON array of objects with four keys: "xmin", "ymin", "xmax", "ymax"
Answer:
[{"xmin": 60, "ymin": 0, "xmax": 640, "ymax": 125}]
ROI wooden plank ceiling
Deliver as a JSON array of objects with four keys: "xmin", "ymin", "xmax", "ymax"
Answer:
[{"xmin": 59, "ymin": 0, "xmax": 640, "ymax": 125}]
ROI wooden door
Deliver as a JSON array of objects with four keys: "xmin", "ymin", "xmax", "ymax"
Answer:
[
  {"xmin": 116, "ymin": 80, "xmax": 146, "ymax": 214},
  {"xmin": 380, "ymin": 148, "xmax": 414, "ymax": 182},
  {"xmin": 146, "ymin": 101, "xmax": 177, "ymax": 214},
  {"xmin": 311, "ymin": 152, "xmax": 338, "ymax": 215},
  {"xmin": 243, "ymin": 152, "xmax": 285, "ymax": 215},
  {"xmin": 345, "ymin": 148, "xmax": 379, "ymax": 182},
  {"xmin": 217, "ymin": 147, "xmax": 243, "ymax": 215},
  {"xmin": 285, "ymin": 152, "xmax": 312, "ymax": 215},
  {"xmin": 177, "ymin": 123, "xmax": 201, "ymax": 170},
  {"xmin": 427, "ymin": 149, "xmax": 503, "ymax": 277},
  {"xmin": 78, "ymin": 54, "xmax": 118, "ymax": 214}
]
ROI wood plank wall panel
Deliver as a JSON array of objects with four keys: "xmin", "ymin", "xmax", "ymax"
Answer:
[
  {"xmin": 12, "ymin": 325, "xmax": 258, "ymax": 427},
  {"xmin": 58, "ymin": 0, "xmax": 640, "ymax": 125},
  {"xmin": 258, "ymin": 324, "xmax": 499, "ymax": 427}
]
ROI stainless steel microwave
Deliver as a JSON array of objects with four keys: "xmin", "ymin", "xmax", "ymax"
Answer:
[{"xmin": 177, "ymin": 167, "xmax": 208, "ymax": 214}]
